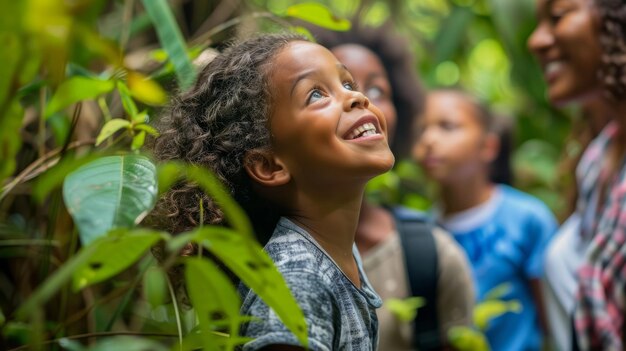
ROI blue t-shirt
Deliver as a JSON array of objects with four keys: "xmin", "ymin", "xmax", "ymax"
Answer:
[
  {"xmin": 239, "ymin": 217, "xmax": 382, "ymax": 350},
  {"xmin": 440, "ymin": 185, "xmax": 557, "ymax": 351}
]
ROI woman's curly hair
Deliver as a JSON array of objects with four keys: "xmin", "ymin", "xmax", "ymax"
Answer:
[
  {"xmin": 596, "ymin": 0, "xmax": 626, "ymax": 99},
  {"xmin": 310, "ymin": 20, "xmax": 425, "ymax": 158},
  {"xmin": 151, "ymin": 32, "xmax": 307, "ymax": 238}
]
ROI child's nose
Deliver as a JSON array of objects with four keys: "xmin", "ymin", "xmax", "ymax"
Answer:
[
  {"xmin": 528, "ymin": 22, "xmax": 553, "ymax": 55},
  {"xmin": 344, "ymin": 90, "xmax": 370, "ymax": 111}
]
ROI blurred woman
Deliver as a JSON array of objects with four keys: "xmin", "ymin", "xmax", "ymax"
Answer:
[{"xmin": 528, "ymin": 0, "xmax": 626, "ymax": 349}]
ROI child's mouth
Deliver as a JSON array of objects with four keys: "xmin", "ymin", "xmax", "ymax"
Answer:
[{"xmin": 346, "ymin": 122, "xmax": 379, "ymax": 140}]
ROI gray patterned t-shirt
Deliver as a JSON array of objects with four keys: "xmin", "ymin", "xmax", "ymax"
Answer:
[{"xmin": 239, "ymin": 217, "xmax": 382, "ymax": 350}]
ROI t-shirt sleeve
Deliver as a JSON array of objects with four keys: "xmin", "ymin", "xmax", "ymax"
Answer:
[
  {"xmin": 522, "ymin": 204, "xmax": 558, "ymax": 279},
  {"xmin": 239, "ymin": 270, "xmax": 336, "ymax": 351}
]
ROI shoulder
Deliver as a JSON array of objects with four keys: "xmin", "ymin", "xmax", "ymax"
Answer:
[{"xmin": 497, "ymin": 185, "xmax": 556, "ymax": 225}]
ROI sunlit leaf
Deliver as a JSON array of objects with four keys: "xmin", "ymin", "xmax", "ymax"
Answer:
[
  {"xmin": 95, "ymin": 119, "xmax": 131, "ymax": 146},
  {"xmin": 141, "ymin": 0, "xmax": 197, "ymax": 90},
  {"xmin": 187, "ymin": 226, "xmax": 308, "ymax": 348},
  {"xmin": 433, "ymin": 7, "xmax": 474, "ymax": 63},
  {"xmin": 131, "ymin": 130, "xmax": 146, "ymax": 151},
  {"xmin": 484, "ymin": 283, "xmax": 512, "ymax": 301},
  {"xmin": 385, "ymin": 297, "xmax": 426, "ymax": 322},
  {"xmin": 473, "ymin": 299, "xmax": 522, "ymax": 331},
  {"xmin": 448, "ymin": 326, "xmax": 490, "ymax": 351},
  {"xmin": 45, "ymin": 76, "xmax": 115, "ymax": 118},
  {"xmin": 87, "ymin": 336, "xmax": 168, "ymax": 351},
  {"xmin": 185, "ymin": 258, "xmax": 241, "ymax": 350},
  {"xmin": 285, "ymin": 3, "xmax": 351, "ymax": 31},
  {"xmin": 134, "ymin": 123, "xmax": 159, "ymax": 136},
  {"xmin": 63, "ymin": 155, "xmax": 158, "ymax": 245},
  {"xmin": 72, "ymin": 228, "xmax": 165, "ymax": 291},
  {"xmin": 290, "ymin": 26, "xmax": 314, "ymax": 41},
  {"xmin": 143, "ymin": 266, "xmax": 167, "ymax": 308},
  {"xmin": 127, "ymin": 71, "xmax": 167, "ymax": 106}
]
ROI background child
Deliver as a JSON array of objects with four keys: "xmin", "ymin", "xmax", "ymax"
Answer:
[
  {"xmin": 412, "ymin": 88, "xmax": 557, "ymax": 351},
  {"xmin": 313, "ymin": 22, "xmax": 475, "ymax": 351},
  {"xmin": 152, "ymin": 33, "xmax": 395, "ymax": 350},
  {"xmin": 528, "ymin": 0, "xmax": 626, "ymax": 348}
]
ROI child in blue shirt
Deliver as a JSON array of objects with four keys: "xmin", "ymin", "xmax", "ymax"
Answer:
[
  {"xmin": 153, "ymin": 33, "xmax": 395, "ymax": 350},
  {"xmin": 412, "ymin": 88, "xmax": 557, "ymax": 351}
]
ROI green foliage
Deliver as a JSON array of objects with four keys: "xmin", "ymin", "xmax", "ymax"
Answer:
[
  {"xmin": 385, "ymin": 297, "xmax": 426, "ymax": 322},
  {"xmin": 63, "ymin": 155, "xmax": 158, "ymax": 245},
  {"xmin": 141, "ymin": 0, "xmax": 197, "ymax": 90},
  {"xmin": 286, "ymin": 3, "xmax": 351, "ymax": 31},
  {"xmin": 45, "ymin": 77, "xmax": 115, "ymax": 117}
]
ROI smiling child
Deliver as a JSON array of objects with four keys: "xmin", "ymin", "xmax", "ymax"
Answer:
[{"xmin": 153, "ymin": 33, "xmax": 394, "ymax": 350}]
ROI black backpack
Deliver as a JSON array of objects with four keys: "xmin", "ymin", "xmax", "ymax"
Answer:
[{"xmin": 391, "ymin": 206, "xmax": 441, "ymax": 350}]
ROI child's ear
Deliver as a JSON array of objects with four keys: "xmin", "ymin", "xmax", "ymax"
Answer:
[
  {"xmin": 244, "ymin": 149, "xmax": 291, "ymax": 187},
  {"xmin": 481, "ymin": 132, "xmax": 500, "ymax": 163}
]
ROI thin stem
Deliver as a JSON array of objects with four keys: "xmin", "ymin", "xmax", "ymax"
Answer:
[
  {"xmin": 0, "ymin": 139, "xmax": 95, "ymax": 202},
  {"xmin": 167, "ymin": 276, "xmax": 184, "ymax": 349}
]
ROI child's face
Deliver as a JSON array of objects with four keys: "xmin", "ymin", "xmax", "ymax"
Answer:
[
  {"xmin": 331, "ymin": 44, "xmax": 397, "ymax": 142},
  {"xmin": 412, "ymin": 91, "xmax": 490, "ymax": 185},
  {"xmin": 269, "ymin": 41, "xmax": 394, "ymax": 185}
]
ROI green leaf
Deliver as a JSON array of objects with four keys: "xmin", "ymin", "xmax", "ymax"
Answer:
[
  {"xmin": 185, "ymin": 258, "xmax": 241, "ymax": 350},
  {"xmin": 483, "ymin": 283, "xmax": 513, "ymax": 301},
  {"xmin": 385, "ymin": 297, "xmax": 426, "ymax": 322},
  {"xmin": 473, "ymin": 299, "xmax": 522, "ymax": 331},
  {"xmin": 433, "ymin": 7, "xmax": 474, "ymax": 63},
  {"xmin": 116, "ymin": 81, "xmax": 139, "ymax": 118},
  {"xmin": 72, "ymin": 228, "xmax": 165, "ymax": 291},
  {"xmin": 45, "ymin": 76, "xmax": 115, "ymax": 118},
  {"xmin": 141, "ymin": 0, "xmax": 197, "ymax": 90},
  {"xmin": 143, "ymin": 266, "xmax": 167, "ymax": 308},
  {"xmin": 448, "ymin": 326, "xmax": 491, "ymax": 351},
  {"xmin": 185, "ymin": 165, "xmax": 254, "ymax": 239},
  {"xmin": 0, "ymin": 31, "xmax": 21, "ymax": 110},
  {"xmin": 58, "ymin": 338, "xmax": 87, "ymax": 351},
  {"xmin": 131, "ymin": 130, "xmax": 146, "ymax": 150},
  {"xmin": 187, "ymin": 226, "xmax": 308, "ymax": 348},
  {"xmin": 16, "ymin": 243, "xmax": 100, "ymax": 319},
  {"xmin": 156, "ymin": 162, "xmax": 183, "ymax": 196},
  {"xmin": 0, "ymin": 98, "xmax": 23, "ymax": 182},
  {"xmin": 87, "ymin": 336, "xmax": 168, "ymax": 351},
  {"xmin": 32, "ymin": 153, "xmax": 102, "ymax": 203},
  {"xmin": 95, "ymin": 119, "xmax": 131, "ymax": 146},
  {"xmin": 134, "ymin": 123, "xmax": 159, "ymax": 136},
  {"xmin": 63, "ymin": 155, "xmax": 158, "ymax": 245},
  {"xmin": 127, "ymin": 71, "xmax": 168, "ymax": 106},
  {"xmin": 286, "ymin": 3, "xmax": 351, "ymax": 31}
]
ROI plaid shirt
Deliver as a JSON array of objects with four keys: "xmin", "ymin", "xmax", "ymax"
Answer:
[{"xmin": 575, "ymin": 121, "xmax": 626, "ymax": 350}]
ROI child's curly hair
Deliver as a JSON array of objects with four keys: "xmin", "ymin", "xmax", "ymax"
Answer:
[
  {"xmin": 310, "ymin": 20, "xmax": 424, "ymax": 158},
  {"xmin": 151, "ymin": 32, "xmax": 307, "ymax": 239}
]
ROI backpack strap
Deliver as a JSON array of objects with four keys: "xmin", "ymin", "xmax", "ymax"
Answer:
[{"xmin": 391, "ymin": 207, "xmax": 441, "ymax": 350}]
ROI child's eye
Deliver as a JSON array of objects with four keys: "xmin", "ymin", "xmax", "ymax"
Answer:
[
  {"xmin": 307, "ymin": 89, "xmax": 325, "ymax": 105},
  {"xmin": 440, "ymin": 120, "xmax": 457, "ymax": 131},
  {"xmin": 343, "ymin": 81, "xmax": 358, "ymax": 91}
]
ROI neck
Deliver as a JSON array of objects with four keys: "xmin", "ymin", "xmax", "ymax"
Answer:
[
  {"xmin": 439, "ymin": 174, "xmax": 494, "ymax": 217},
  {"xmin": 284, "ymin": 181, "xmax": 367, "ymax": 285}
]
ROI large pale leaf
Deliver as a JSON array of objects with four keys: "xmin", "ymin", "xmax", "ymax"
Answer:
[
  {"xmin": 45, "ymin": 76, "xmax": 115, "ymax": 118},
  {"xmin": 286, "ymin": 3, "xmax": 351, "ymax": 31},
  {"xmin": 72, "ymin": 228, "xmax": 165, "ymax": 290},
  {"xmin": 141, "ymin": 0, "xmax": 196, "ymax": 90},
  {"xmin": 87, "ymin": 336, "xmax": 168, "ymax": 351},
  {"xmin": 185, "ymin": 258, "xmax": 241, "ymax": 350},
  {"xmin": 63, "ymin": 155, "xmax": 158, "ymax": 245},
  {"xmin": 186, "ymin": 227, "xmax": 308, "ymax": 348}
]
